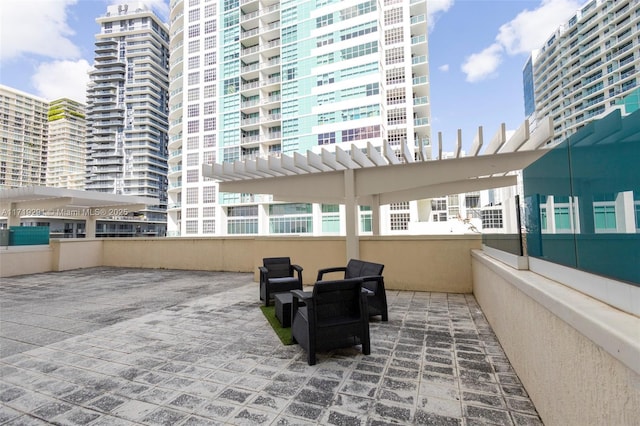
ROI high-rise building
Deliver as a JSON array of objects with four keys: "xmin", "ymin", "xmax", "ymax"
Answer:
[
  {"xmin": 86, "ymin": 2, "xmax": 170, "ymax": 234},
  {"xmin": 525, "ymin": 0, "xmax": 639, "ymax": 144},
  {"xmin": 46, "ymin": 98, "xmax": 87, "ymax": 189},
  {"xmin": 0, "ymin": 85, "xmax": 49, "ymax": 189},
  {"xmin": 168, "ymin": 0, "xmax": 431, "ymax": 236}
]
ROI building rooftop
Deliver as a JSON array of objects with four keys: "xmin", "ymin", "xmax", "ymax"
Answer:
[{"xmin": 0, "ymin": 267, "xmax": 542, "ymax": 425}]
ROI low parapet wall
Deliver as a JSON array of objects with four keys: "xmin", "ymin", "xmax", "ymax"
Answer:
[
  {"xmin": 0, "ymin": 235, "xmax": 481, "ymax": 293},
  {"xmin": 472, "ymin": 250, "xmax": 640, "ymax": 425}
]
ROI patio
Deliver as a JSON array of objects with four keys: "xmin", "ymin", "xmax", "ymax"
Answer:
[{"xmin": 0, "ymin": 267, "xmax": 542, "ymax": 425}]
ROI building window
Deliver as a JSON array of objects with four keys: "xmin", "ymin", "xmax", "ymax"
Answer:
[
  {"xmin": 204, "ymin": 52, "xmax": 216, "ymax": 66},
  {"xmin": 431, "ymin": 199, "xmax": 447, "ymax": 210},
  {"xmin": 384, "ymin": 7, "xmax": 403, "ymax": 25},
  {"xmin": 186, "ymin": 207, "xmax": 198, "ymax": 218},
  {"xmin": 187, "ymin": 88, "xmax": 200, "ymax": 101},
  {"xmin": 204, "ymin": 117, "xmax": 216, "ymax": 131},
  {"xmin": 204, "ymin": 101, "xmax": 216, "ymax": 115},
  {"xmin": 204, "ymin": 35, "xmax": 216, "ymax": 50},
  {"xmin": 318, "ymin": 132, "xmax": 336, "ymax": 145},
  {"xmin": 554, "ymin": 206, "xmax": 571, "ymax": 230},
  {"xmin": 188, "ymin": 40, "xmax": 200, "ymax": 54},
  {"xmin": 390, "ymin": 202, "xmax": 409, "ymax": 210},
  {"xmin": 482, "ymin": 209, "xmax": 503, "ymax": 229},
  {"xmin": 188, "ymin": 24, "xmax": 200, "ymax": 38},
  {"xmin": 385, "ymin": 47, "xmax": 404, "ymax": 65},
  {"xmin": 269, "ymin": 203, "xmax": 312, "ymax": 234},
  {"xmin": 187, "ymin": 72, "xmax": 200, "ymax": 85},
  {"xmin": 384, "ymin": 27, "xmax": 403, "ymax": 45},
  {"xmin": 390, "ymin": 213, "xmax": 410, "ymax": 230},
  {"xmin": 187, "ymin": 136, "xmax": 199, "ymax": 150},
  {"xmin": 187, "ymin": 153, "xmax": 199, "ymax": 167},
  {"xmin": 204, "ymin": 20, "xmax": 217, "ymax": 34},
  {"xmin": 387, "ymin": 109, "xmax": 406, "ymax": 126},
  {"xmin": 227, "ymin": 205, "xmax": 258, "ymax": 234},
  {"xmin": 360, "ymin": 209, "xmax": 372, "ymax": 233},
  {"xmin": 386, "ymin": 67, "xmax": 405, "ymax": 85},
  {"xmin": 342, "ymin": 125, "xmax": 380, "ymax": 142},
  {"xmin": 203, "ymin": 186, "xmax": 216, "ymax": 203},
  {"xmin": 316, "ymin": 14, "xmax": 333, "ymax": 28},
  {"xmin": 188, "ymin": 57, "xmax": 200, "ymax": 70},
  {"xmin": 203, "ymin": 134, "xmax": 216, "ymax": 148},
  {"xmin": 203, "ymin": 220, "xmax": 215, "ymax": 234},
  {"xmin": 187, "ymin": 120, "xmax": 199, "ymax": 134},
  {"xmin": 465, "ymin": 195, "xmax": 480, "ymax": 208},
  {"xmin": 186, "ymin": 187, "xmax": 198, "ymax": 204},
  {"xmin": 594, "ymin": 204, "xmax": 616, "ymax": 231},
  {"xmin": 187, "ymin": 169, "xmax": 199, "ymax": 182},
  {"xmin": 203, "ymin": 206, "xmax": 215, "ymax": 217},
  {"xmin": 185, "ymin": 220, "xmax": 198, "ymax": 234},
  {"xmin": 188, "ymin": 9, "xmax": 200, "ymax": 22},
  {"xmin": 187, "ymin": 104, "xmax": 200, "ymax": 118},
  {"xmin": 204, "ymin": 68, "xmax": 216, "ymax": 82}
]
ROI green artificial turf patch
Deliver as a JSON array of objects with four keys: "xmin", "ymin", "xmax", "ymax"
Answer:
[{"xmin": 260, "ymin": 305, "xmax": 294, "ymax": 345}]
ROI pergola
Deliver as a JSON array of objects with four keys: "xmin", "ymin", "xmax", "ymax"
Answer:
[
  {"xmin": 0, "ymin": 187, "xmax": 155, "ymax": 238},
  {"xmin": 203, "ymin": 118, "xmax": 554, "ymax": 259}
]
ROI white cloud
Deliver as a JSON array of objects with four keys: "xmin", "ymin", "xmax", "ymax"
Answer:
[
  {"xmin": 0, "ymin": 0, "xmax": 81, "ymax": 61},
  {"xmin": 497, "ymin": 0, "xmax": 583, "ymax": 54},
  {"xmin": 427, "ymin": 0, "xmax": 455, "ymax": 31},
  {"xmin": 461, "ymin": 43, "xmax": 504, "ymax": 83},
  {"xmin": 461, "ymin": 0, "xmax": 582, "ymax": 82},
  {"xmin": 439, "ymin": 64, "xmax": 450, "ymax": 72},
  {"xmin": 31, "ymin": 60, "xmax": 92, "ymax": 103}
]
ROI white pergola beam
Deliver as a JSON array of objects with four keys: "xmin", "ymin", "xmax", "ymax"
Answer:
[
  {"xmin": 294, "ymin": 152, "xmax": 319, "ymax": 172},
  {"xmin": 351, "ymin": 144, "xmax": 375, "ymax": 167},
  {"xmin": 335, "ymin": 146, "xmax": 358, "ymax": 169},
  {"xmin": 321, "ymin": 148, "xmax": 346, "ymax": 170},
  {"xmin": 484, "ymin": 123, "xmax": 507, "ymax": 155},
  {"xmin": 470, "ymin": 126, "xmax": 484, "ymax": 156},
  {"xmin": 367, "ymin": 142, "xmax": 387, "ymax": 166},
  {"xmin": 383, "ymin": 140, "xmax": 401, "ymax": 164},
  {"xmin": 307, "ymin": 150, "xmax": 333, "ymax": 172},
  {"xmin": 500, "ymin": 120, "xmax": 530, "ymax": 153},
  {"xmin": 521, "ymin": 116, "xmax": 553, "ymax": 151}
]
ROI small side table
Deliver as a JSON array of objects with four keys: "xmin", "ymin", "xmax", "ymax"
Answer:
[{"xmin": 274, "ymin": 292, "xmax": 293, "ymax": 328}]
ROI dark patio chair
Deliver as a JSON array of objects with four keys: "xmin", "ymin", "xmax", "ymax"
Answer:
[
  {"xmin": 259, "ymin": 257, "xmax": 303, "ymax": 307},
  {"xmin": 316, "ymin": 259, "xmax": 388, "ymax": 321},
  {"xmin": 291, "ymin": 278, "xmax": 370, "ymax": 365}
]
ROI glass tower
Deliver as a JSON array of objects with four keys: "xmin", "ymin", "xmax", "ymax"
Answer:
[
  {"xmin": 168, "ymin": 0, "xmax": 431, "ymax": 236},
  {"xmin": 526, "ymin": 0, "xmax": 639, "ymax": 144},
  {"xmin": 86, "ymin": 3, "xmax": 170, "ymax": 232},
  {"xmin": 47, "ymin": 98, "xmax": 87, "ymax": 190}
]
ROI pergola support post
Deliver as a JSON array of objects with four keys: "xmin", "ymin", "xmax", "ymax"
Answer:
[
  {"xmin": 85, "ymin": 217, "xmax": 97, "ymax": 239},
  {"xmin": 344, "ymin": 169, "xmax": 359, "ymax": 261},
  {"xmin": 371, "ymin": 194, "xmax": 380, "ymax": 236}
]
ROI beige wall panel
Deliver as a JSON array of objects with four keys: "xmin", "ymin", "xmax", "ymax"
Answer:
[
  {"xmin": 362, "ymin": 236, "xmax": 480, "ymax": 292},
  {"xmin": 472, "ymin": 257, "xmax": 640, "ymax": 426},
  {"xmin": 52, "ymin": 240, "xmax": 103, "ymax": 271},
  {"xmin": 102, "ymin": 238, "xmax": 255, "ymax": 272},
  {"xmin": 0, "ymin": 247, "xmax": 52, "ymax": 277}
]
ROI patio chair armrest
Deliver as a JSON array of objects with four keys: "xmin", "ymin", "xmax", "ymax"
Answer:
[
  {"xmin": 316, "ymin": 266, "xmax": 347, "ymax": 281},
  {"xmin": 291, "ymin": 290, "xmax": 313, "ymax": 302},
  {"xmin": 360, "ymin": 275, "xmax": 385, "ymax": 292}
]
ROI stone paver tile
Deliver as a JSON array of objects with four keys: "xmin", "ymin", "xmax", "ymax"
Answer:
[
  {"xmin": 141, "ymin": 406, "xmax": 189, "ymax": 425},
  {"xmin": 413, "ymin": 410, "xmax": 462, "ymax": 426},
  {"xmin": 111, "ymin": 400, "xmax": 159, "ymax": 421}
]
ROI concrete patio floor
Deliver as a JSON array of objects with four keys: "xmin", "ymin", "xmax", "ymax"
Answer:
[{"xmin": 0, "ymin": 267, "xmax": 543, "ymax": 425}]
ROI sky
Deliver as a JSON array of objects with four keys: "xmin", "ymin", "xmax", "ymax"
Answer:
[{"xmin": 0, "ymin": 0, "xmax": 584, "ymax": 153}]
